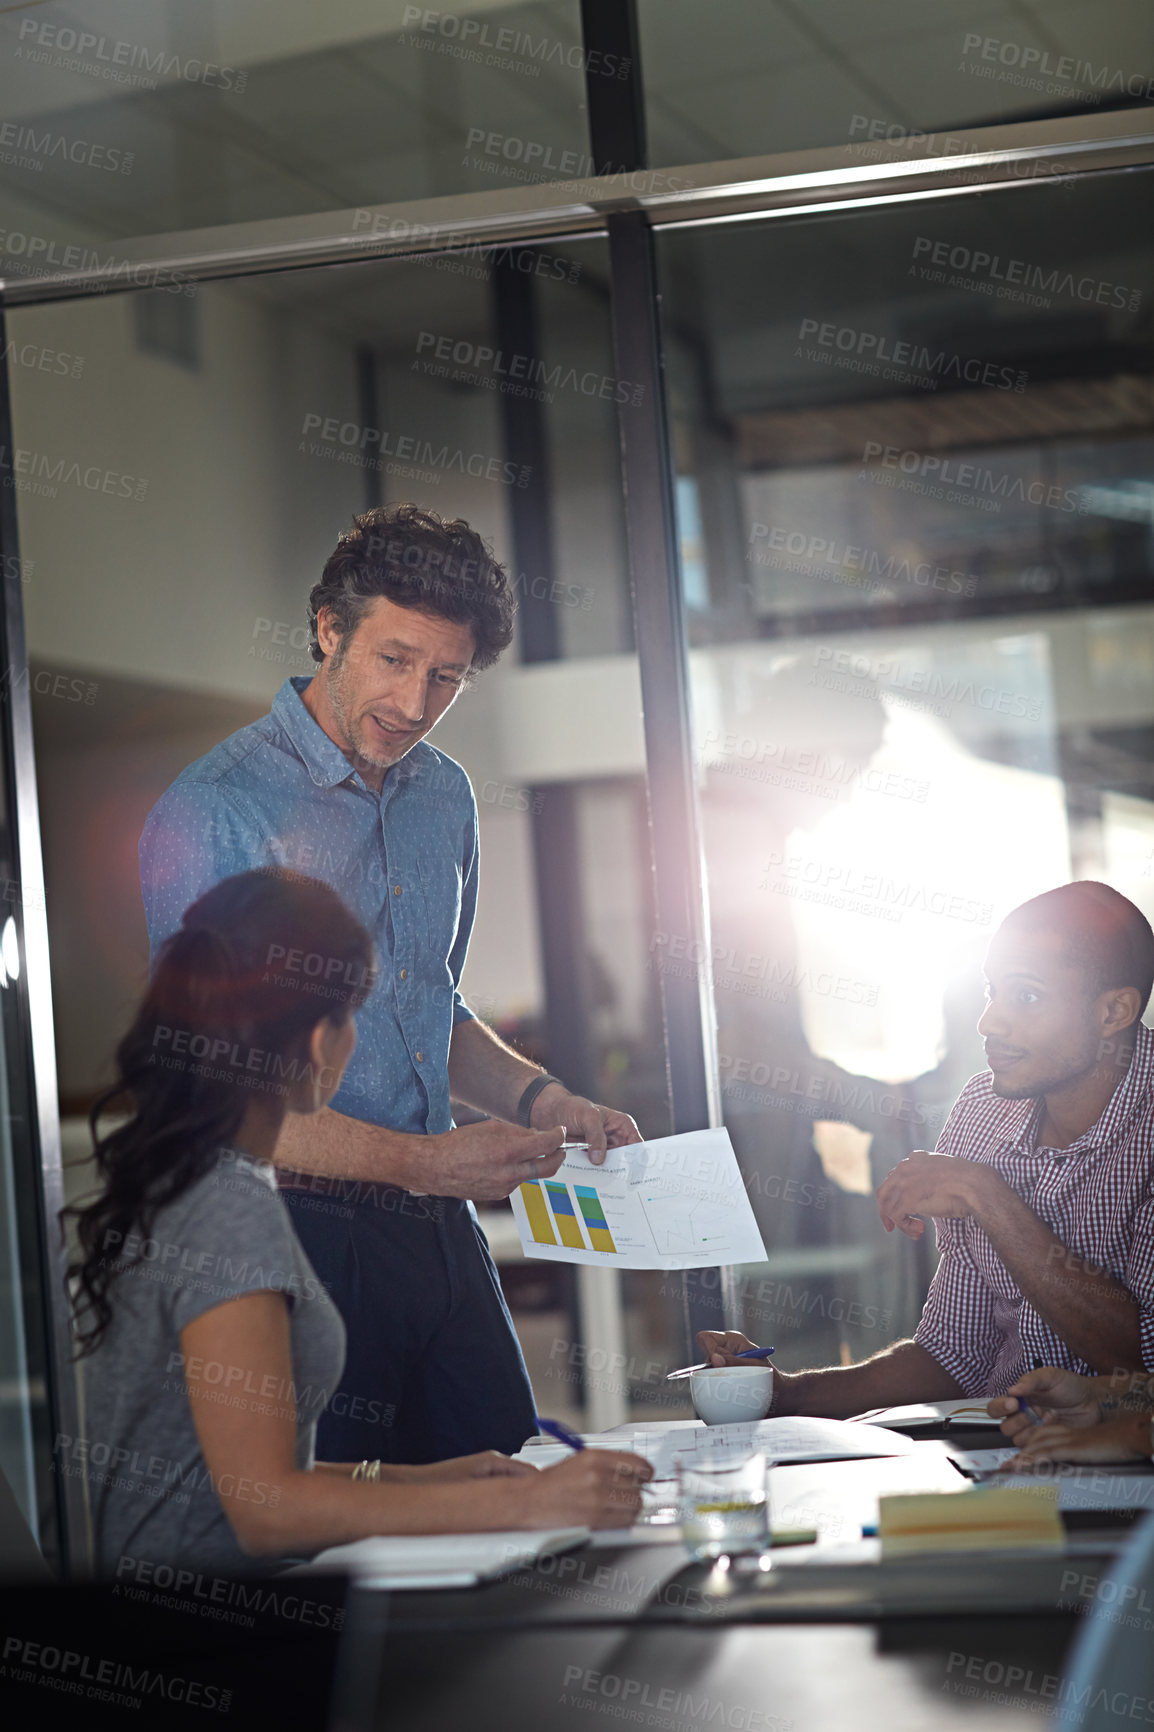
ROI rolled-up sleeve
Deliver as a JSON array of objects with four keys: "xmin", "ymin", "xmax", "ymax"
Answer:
[
  {"xmin": 914, "ymin": 1220, "xmax": 1001, "ymax": 1397},
  {"xmin": 449, "ymin": 799, "xmax": 479, "ymax": 1026},
  {"xmin": 1124, "ymin": 1183, "xmax": 1154, "ymax": 1372}
]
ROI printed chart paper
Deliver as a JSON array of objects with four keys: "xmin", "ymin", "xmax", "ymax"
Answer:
[{"xmin": 510, "ymin": 1127, "xmax": 766, "ymax": 1270}]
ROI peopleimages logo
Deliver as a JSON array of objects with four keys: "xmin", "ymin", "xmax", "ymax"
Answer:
[
  {"xmin": 415, "ymin": 331, "xmax": 644, "ymax": 406},
  {"xmin": 860, "ymin": 442, "xmax": 1086, "ymax": 515},
  {"xmin": 0, "ymin": 120, "xmax": 133, "ymax": 174},
  {"xmin": 798, "ymin": 318, "xmax": 1026, "ymax": 392},
  {"xmin": 910, "ymin": 237, "xmax": 1142, "ymax": 312},
  {"xmin": 16, "ymin": 18, "xmax": 247, "ymax": 92}
]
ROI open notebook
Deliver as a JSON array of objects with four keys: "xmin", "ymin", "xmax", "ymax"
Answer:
[
  {"xmin": 300, "ymin": 1528, "xmax": 589, "ymax": 1589},
  {"xmin": 849, "ymin": 1399, "xmax": 1002, "ymax": 1429}
]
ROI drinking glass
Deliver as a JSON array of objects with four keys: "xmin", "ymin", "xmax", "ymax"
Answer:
[{"xmin": 677, "ymin": 1450, "xmax": 770, "ymax": 1561}]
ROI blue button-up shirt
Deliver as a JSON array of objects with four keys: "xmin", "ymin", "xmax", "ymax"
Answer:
[{"xmin": 139, "ymin": 676, "xmax": 478, "ymax": 1136}]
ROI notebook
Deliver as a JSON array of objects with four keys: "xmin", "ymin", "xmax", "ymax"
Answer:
[
  {"xmin": 301, "ymin": 1527, "xmax": 590, "ymax": 1589},
  {"xmin": 850, "ymin": 1399, "xmax": 1002, "ymax": 1429},
  {"xmin": 878, "ymin": 1485, "xmax": 1064, "ymax": 1555}
]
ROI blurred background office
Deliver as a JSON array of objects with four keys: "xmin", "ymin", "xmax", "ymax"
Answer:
[{"xmin": 0, "ymin": 0, "xmax": 1150, "ymax": 1570}]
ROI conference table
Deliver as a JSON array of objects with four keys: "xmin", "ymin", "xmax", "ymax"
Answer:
[{"xmin": 328, "ymin": 1426, "xmax": 1149, "ymax": 1732}]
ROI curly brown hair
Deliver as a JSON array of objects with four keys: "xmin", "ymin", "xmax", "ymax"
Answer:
[{"xmin": 307, "ymin": 503, "xmax": 515, "ymax": 672}]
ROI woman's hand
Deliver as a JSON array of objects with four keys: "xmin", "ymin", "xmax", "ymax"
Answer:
[
  {"xmin": 1001, "ymin": 1411, "xmax": 1153, "ymax": 1469},
  {"xmin": 524, "ymin": 1451, "xmax": 653, "ymax": 1529},
  {"xmin": 987, "ymin": 1367, "xmax": 1102, "ymax": 1445}
]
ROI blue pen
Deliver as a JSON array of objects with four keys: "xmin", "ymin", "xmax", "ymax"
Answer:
[
  {"xmin": 1020, "ymin": 1362, "xmax": 1045, "ymax": 1426},
  {"xmin": 665, "ymin": 1346, "xmax": 776, "ymax": 1381},
  {"xmin": 535, "ymin": 1415, "xmax": 586, "ymax": 1451}
]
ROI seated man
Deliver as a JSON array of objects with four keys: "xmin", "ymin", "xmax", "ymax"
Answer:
[
  {"xmin": 990, "ymin": 1366, "xmax": 1154, "ymax": 1467},
  {"xmin": 700, "ymin": 881, "xmax": 1154, "ymax": 1416}
]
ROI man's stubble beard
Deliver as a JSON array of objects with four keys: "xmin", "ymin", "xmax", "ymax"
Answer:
[{"xmin": 326, "ymin": 642, "xmax": 400, "ymax": 772}]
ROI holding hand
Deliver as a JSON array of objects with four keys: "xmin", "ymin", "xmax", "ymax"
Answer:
[
  {"xmin": 987, "ymin": 1368, "xmax": 1102, "ymax": 1445},
  {"xmin": 528, "ymin": 1450, "xmax": 653, "ymax": 1529},
  {"xmin": 696, "ymin": 1329, "xmax": 761, "ymax": 1367},
  {"xmin": 1001, "ymin": 1412, "xmax": 1152, "ymax": 1469},
  {"xmin": 431, "ymin": 1118, "xmax": 569, "ymax": 1202},
  {"xmin": 530, "ymin": 1082, "xmax": 641, "ymax": 1165}
]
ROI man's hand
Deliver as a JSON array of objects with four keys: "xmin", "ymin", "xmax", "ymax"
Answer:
[
  {"xmin": 428, "ymin": 1119, "xmax": 567, "ymax": 1202},
  {"xmin": 1002, "ymin": 1412, "xmax": 1152, "ymax": 1469},
  {"xmin": 876, "ymin": 1151, "xmax": 998, "ymax": 1239},
  {"xmin": 696, "ymin": 1329, "xmax": 760, "ymax": 1367},
  {"xmin": 987, "ymin": 1368, "xmax": 1102, "ymax": 1444},
  {"xmin": 530, "ymin": 1082, "xmax": 640, "ymax": 1165}
]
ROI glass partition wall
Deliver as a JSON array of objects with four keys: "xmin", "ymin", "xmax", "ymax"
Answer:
[
  {"xmin": 657, "ymin": 164, "xmax": 1154, "ymax": 1367},
  {"xmin": 0, "ymin": 0, "xmax": 1151, "ymax": 1568}
]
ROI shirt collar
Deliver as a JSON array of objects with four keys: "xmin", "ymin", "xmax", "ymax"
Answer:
[
  {"xmin": 1006, "ymin": 1021, "xmax": 1154, "ymax": 1155},
  {"xmin": 273, "ymin": 677, "xmax": 359, "ymax": 790},
  {"xmin": 272, "ymin": 676, "xmax": 428, "ymax": 797}
]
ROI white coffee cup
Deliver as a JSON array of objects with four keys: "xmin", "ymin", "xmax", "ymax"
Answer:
[{"xmin": 689, "ymin": 1365, "xmax": 774, "ymax": 1426}]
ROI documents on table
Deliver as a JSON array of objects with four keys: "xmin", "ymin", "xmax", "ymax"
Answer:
[
  {"xmin": 849, "ymin": 1399, "xmax": 1002, "ymax": 1429},
  {"xmin": 517, "ymin": 1416, "xmax": 920, "ymax": 1479},
  {"xmin": 299, "ymin": 1528, "xmax": 590, "ymax": 1588},
  {"xmin": 510, "ymin": 1127, "xmax": 766, "ymax": 1270},
  {"xmin": 948, "ymin": 1445, "xmax": 1154, "ymax": 1511}
]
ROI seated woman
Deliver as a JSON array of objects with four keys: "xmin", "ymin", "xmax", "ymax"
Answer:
[
  {"xmin": 989, "ymin": 1367, "xmax": 1154, "ymax": 1465},
  {"xmin": 68, "ymin": 867, "xmax": 649, "ymax": 1574}
]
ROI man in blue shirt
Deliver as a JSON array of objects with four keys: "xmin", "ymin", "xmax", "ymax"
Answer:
[{"xmin": 140, "ymin": 503, "xmax": 640, "ymax": 1463}]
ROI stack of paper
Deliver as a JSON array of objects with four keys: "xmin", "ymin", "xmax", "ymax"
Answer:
[
  {"xmin": 878, "ymin": 1485, "xmax": 1064, "ymax": 1556},
  {"xmin": 301, "ymin": 1528, "xmax": 589, "ymax": 1589}
]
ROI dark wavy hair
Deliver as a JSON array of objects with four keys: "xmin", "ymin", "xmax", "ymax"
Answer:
[
  {"xmin": 307, "ymin": 502, "xmax": 515, "ymax": 672},
  {"xmin": 65, "ymin": 869, "xmax": 374, "ymax": 1356}
]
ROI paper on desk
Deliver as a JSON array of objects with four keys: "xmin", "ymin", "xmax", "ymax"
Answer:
[
  {"xmin": 301, "ymin": 1528, "xmax": 589, "ymax": 1588},
  {"xmin": 510, "ymin": 1127, "xmax": 766, "ymax": 1270},
  {"xmin": 518, "ymin": 1417, "xmax": 919, "ymax": 1481},
  {"xmin": 950, "ymin": 1447, "xmax": 1154, "ymax": 1511}
]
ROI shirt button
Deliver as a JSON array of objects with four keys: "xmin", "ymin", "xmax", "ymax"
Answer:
[
  {"xmin": 400, "ymin": 969, "xmax": 408, "ymax": 980},
  {"xmin": 393, "ymin": 885, "xmax": 403, "ymax": 896},
  {"xmin": 415, "ymin": 1051, "xmax": 424, "ymax": 1062}
]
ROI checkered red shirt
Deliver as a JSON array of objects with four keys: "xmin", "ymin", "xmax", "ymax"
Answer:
[{"xmin": 914, "ymin": 1022, "xmax": 1154, "ymax": 1396}]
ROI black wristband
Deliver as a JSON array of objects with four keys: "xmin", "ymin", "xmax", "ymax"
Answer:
[{"xmin": 517, "ymin": 1073, "xmax": 563, "ymax": 1129}]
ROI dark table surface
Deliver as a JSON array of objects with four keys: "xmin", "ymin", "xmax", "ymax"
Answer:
[{"xmin": 328, "ymin": 1434, "xmax": 1143, "ymax": 1731}]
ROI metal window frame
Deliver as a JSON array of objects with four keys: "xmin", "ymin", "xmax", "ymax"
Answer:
[
  {"xmin": 1, "ymin": 98, "xmax": 1152, "ymax": 1532},
  {"xmin": 2, "ymin": 106, "xmax": 1151, "ymax": 303}
]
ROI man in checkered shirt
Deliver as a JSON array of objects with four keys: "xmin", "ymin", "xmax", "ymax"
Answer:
[{"xmin": 700, "ymin": 881, "xmax": 1154, "ymax": 1414}]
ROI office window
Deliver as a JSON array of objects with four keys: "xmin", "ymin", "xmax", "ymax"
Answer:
[
  {"xmin": 656, "ymin": 166, "xmax": 1154, "ymax": 1364},
  {"xmin": 7, "ymin": 233, "xmax": 685, "ymax": 1435},
  {"xmin": 0, "ymin": 0, "xmax": 592, "ymax": 261},
  {"xmin": 638, "ymin": 0, "xmax": 1154, "ymax": 168}
]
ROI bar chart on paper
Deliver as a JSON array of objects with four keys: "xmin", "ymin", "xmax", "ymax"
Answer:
[{"xmin": 511, "ymin": 1129, "xmax": 766, "ymax": 1271}]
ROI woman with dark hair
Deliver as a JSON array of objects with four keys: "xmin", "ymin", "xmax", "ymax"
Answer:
[{"xmin": 68, "ymin": 868, "xmax": 648, "ymax": 1574}]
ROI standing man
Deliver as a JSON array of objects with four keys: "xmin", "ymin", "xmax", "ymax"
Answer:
[{"xmin": 141, "ymin": 503, "xmax": 640, "ymax": 1464}]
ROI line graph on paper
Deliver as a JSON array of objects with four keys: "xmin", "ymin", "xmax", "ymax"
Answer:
[{"xmin": 635, "ymin": 1183, "xmax": 746, "ymax": 1259}]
